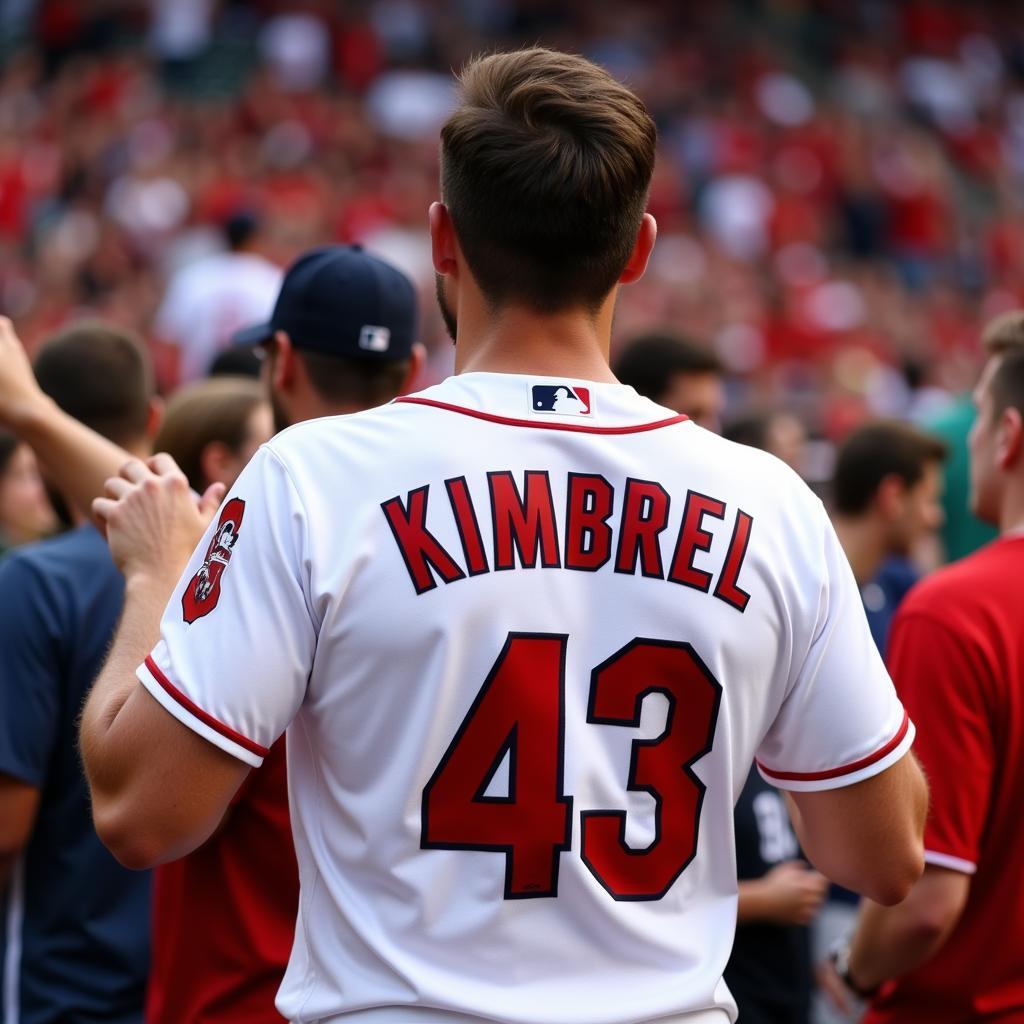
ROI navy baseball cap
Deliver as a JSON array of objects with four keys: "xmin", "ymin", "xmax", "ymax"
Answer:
[{"xmin": 232, "ymin": 245, "xmax": 417, "ymax": 360}]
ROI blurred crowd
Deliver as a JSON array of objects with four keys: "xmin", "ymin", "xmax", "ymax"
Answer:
[{"xmin": 0, "ymin": 0, "xmax": 1023, "ymax": 428}]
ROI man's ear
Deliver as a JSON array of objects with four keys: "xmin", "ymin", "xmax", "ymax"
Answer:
[
  {"xmin": 271, "ymin": 330, "xmax": 298, "ymax": 391},
  {"xmin": 429, "ymin": 202, "xmax": 459, "ymax": 278},
  {"xmin": 199, "ymin": 440, "xmax": 233, "ymax": 488},
  {"xmin": 618, "ymin": 213, "xmax": 658, "ymax": 285},
  {"xmin": 875, "ymin": 474, "xmax": 906, "ymax": 520},
  {"xmin": 400, "ymin": 343, "xmax": 427, "ymax": 396},
  {"xmin": 996, "ymin": 406, "xmax": 1024, "ymax": 470}
]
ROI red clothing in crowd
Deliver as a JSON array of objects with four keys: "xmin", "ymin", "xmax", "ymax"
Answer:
[
  {"xmin": 145, "ymin": 738, "xmax": 298, "ymax": 1024},
  {"xmin": 866, "ymin": 535, "xmax": 1024, "ymax": 1024}
]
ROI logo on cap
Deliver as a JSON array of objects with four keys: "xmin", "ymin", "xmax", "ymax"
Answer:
[
  {"xmin": 359, "ymin": 325, "xmax": 391, "ymax": 353},
  {"xmin": 530, "ymin": 384, "xmax": 592, "ymax": 416}
]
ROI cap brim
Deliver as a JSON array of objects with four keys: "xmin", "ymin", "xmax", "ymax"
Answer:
[{"xmin": 232, "ymin": 321, "xmax": 274, "ymax": 347}]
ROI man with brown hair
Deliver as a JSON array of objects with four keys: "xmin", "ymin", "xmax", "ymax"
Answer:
[
  {"xmin": 83, "ymin": 49, "xmax": 924, "ymax": 1024},
  {"xmin": 831, "ymin": 421, "xmax": 947, "ymax": 651},
  {"xmin": 0, "ymin": 322, "xmax": 160, "ymax": 1024},
  {"xmin": 925, "ymin": 310, "xmax": 1024, "ymax": 561},
  {"xmin": 824, "ymin": 349, "xmax": 1024, "ymax": 1023}
]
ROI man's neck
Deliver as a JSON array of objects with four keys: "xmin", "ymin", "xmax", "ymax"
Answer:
[
  {"xmin": 999, "ymin": 483, "xmax": 1024, "ymax": 535},
  {"xmin": 833, "ymin": 515, "xmax": 887, "ymax": 586},
  {"xmin": 453, "ymin": 295, "xmax": 619, "ymax": 384}
]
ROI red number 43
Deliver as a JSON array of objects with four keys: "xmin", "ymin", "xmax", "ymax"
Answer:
[{"xmin": 421, "ymin": 633, "xmax": 722, "ymax": 901}]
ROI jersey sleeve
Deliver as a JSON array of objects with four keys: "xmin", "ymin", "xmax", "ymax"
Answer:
[
  {"xmin": 887, "ymin": 609, "xmax": 991, "ymax": 874},
  {"xmin": 755, "ymin": 504, "xmax": 914, "ymax": 792},
  {"xmin": 0, "ymin": 556, "xmax": 61, "ymax": 787},
  {"xmin": 138, "ymin": 447, "xmax": 316, "ymax": 767}
]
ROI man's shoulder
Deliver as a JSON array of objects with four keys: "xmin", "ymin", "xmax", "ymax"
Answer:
[
  {"xmin": 897, "ymin": 537, "xmax": 1020, "ymax": 625},
  {"xmin": 0, "ymin": 527, "xmax": 118, "ymax": 615},
  {"xmin": 2, "ymin": 525, "xmax": 112, "ymax": 578}
]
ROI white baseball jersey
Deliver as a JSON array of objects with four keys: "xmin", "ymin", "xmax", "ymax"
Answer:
[{"xmin": 138, "ymin": 372, "xmax": 913, "ymax": 1024}]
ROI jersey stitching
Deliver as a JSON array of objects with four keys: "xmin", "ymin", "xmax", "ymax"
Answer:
[
  {"xmin": 756, "ymin": 708, "xmax": 910, "ymax": 782},
  {"xmin": 393, "ymin": 396, "xmax": 690, "ymax": 434},
  {"xmin": 143, "ymin": 655, "xmax": 269, "ymax": 757}
]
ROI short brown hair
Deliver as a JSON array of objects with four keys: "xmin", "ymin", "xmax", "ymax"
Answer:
[
  {"xmin": 987, "ymin": 348, "xmax": 1024, "ymax": 420},
  {"xmin": 833, "ymin": 421, "xmax": 948, "ymax": 516},
  {"xmin": 441, "ymin": 48, "xmax": 657, "ymax": 313},
  {"xmin": 614, "ymin": 334, "xmax": 722, "ymax": 402},
  {"xmin": 299, "ymin": 350, "xmax": 411, "ymax": 410},
  {"xmin": 154, "ymin": 377, "xmax": 265, "ymax": 491},
  {"xmin": 981, "ymin": 310, "xmax": 1024, "ymax": 355},
  {"xmin": 33, "ymin": 321, "xmax": 153, "ymax": 447}
]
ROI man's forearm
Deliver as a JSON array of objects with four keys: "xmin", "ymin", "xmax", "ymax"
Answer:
[
  {"xmin": 848, "ymin": 902, "xmax": 940, "ymax": 989},
  {"xmin": 847, "ymin": 866, "xmax": 968, "ymax": 990},
  {"xmin": 80, "ymin": 570, "xmax": 180, "ymax": 800},
  {"xmin": 16, "ymin": 395, "xmax": 132, "ymax": 519}
]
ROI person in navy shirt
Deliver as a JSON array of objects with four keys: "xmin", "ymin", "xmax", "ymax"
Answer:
[{"xmin": 0, "ymin": 322, "xmax": 159, "ymax": 1023}]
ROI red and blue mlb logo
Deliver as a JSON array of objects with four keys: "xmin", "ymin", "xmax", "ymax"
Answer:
[{"xmin": 530, "ymin": 384, "xmax": 592, "ymax": 416}]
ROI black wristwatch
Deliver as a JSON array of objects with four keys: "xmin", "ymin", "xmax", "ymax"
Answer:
[{"xmin": 830, "ymin": 939, "xmax": 880, "ymax": 1000}]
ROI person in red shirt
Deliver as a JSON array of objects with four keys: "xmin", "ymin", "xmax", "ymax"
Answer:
[{"xmin": 823, "ymin": 344, "xmax": 1024, "ymax": 1022}]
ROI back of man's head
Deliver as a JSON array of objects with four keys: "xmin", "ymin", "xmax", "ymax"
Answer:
[
  {"xmin": 987, "ymin": 348, "xmax": 1024, "ymax": 419},
  {"xmin": 614, "ymin": 334, "xmax": 723, "ymax": 404},
  {"xmin": 833, "ymin": 421, "xmax": 948, "ymax": 517},
  {"xmin": 981, "ymin": 310, "xmax": 1024, "ymax": 357},
  {"xmin": 34, "ymin": 321, "xmax": 153, "ymax": 447},
  {"xmin": 441, "ymin": 47, "xmax": 657, "ymax": 314}
]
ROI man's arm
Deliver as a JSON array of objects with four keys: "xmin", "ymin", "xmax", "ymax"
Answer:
[
  {"xmin": 0, "ymin": 317, "xmax": 135, "ymax": 517},
  {"xmin": 0, "ymin": 776, "xmax": 39, "ymax": 891},
  {"xmin": 844, "ymin": 866, "xmax": 969, "ymax": 988},
  {"xmin": 80, "ymin": 456, "xmax": 244, "ymax": 869},
  {"xmin": 786, "ymin": 751, "xmax": 928, "ymax": 906}
]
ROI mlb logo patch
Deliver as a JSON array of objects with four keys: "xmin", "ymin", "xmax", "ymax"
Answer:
[
  {"xmin": 359, "ymin": 325, "xmax": 391, "ymax": 352},
  {"xmin": 530, "ymin": 384, "xmax": 592, "ymax": 416}
]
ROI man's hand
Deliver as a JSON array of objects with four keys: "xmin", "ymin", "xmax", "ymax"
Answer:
[
  {"xmin": 0, "ymin": 316, "xmax": 52, "ymax": 430},
  {"xmin": 741, "ymin": 860, "xmax": 829, "ymax": 925},
  {"xmin": 93, "ymin": 454, "xmax": 225, "ymax": 584},
  {"xmin": 817, "ymin": 954, "xmax": 864, "ymax": 1017}
]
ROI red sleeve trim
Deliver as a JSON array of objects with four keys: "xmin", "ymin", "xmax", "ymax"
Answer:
[
  {"xmin": 756, "ymin": 709, "xmax": 910, "ymax": 782},
  {"xmin": 144, "ymin": 654, "xmax": 269, "ymax": 758},
  {"xmin": 393, "ymin": 397, "xmax": 690, "ymax": 434}
]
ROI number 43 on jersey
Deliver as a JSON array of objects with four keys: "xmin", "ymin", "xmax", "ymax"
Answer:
[{"xmin": 421, "ymin": 633, "xmax": 722, "ymax": 901}]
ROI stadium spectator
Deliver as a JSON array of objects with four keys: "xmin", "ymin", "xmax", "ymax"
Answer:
[
  {"xmin": 614, "ymin": 333, "xmax": 726, "ymax": 430},
  {"xmin": 830, "ymin": 421, "xmax": 947, "ymax": 652},
  {"xmin": 926, "ymin": 310, "xmax": 1024, "ymax": 560},
  {"xmin": 723, "ymin": 410, "xmax": 809, "ymax": 474},
  {"xmin": 0, "ymin": 429, "xmax": 55, "ymax": 553},
  {"xmin": 815, "ymin": 419, "xmax": 948, "ymax": 1024},
  {"xmin": 152, "ymin": 376, "xmax": 271, "ymax": 496},
  {"xmin": 152, "ymin": 212, "xmax": 282, "ymax": 390},
  {"xmin": 0, "ymin": 320, "xmax": 158, "ymax": 1024},
  {"xmin": 824, "ymin": 348, "xmax": 1024, "ymax": 1023}
]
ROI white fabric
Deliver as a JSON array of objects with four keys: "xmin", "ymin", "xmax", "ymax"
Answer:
[
  {"xmin": 140, "ymin": 372, "xmax": 911, "ymax": 1024},
  {"xmin": 154, "ymin": 251, "xmax": 282, "ymax": 383},
  {"xmin": 924, "ymin": 850, "xmax": 977, "ymax": 875}
]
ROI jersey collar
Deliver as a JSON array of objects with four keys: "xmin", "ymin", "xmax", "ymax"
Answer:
[{"xmin": 393, "ymin": 372, "xmax": 690, "ymax": 435}]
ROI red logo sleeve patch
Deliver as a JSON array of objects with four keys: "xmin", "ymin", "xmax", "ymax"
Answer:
[{"xmin": 182, "ymin": 497, "xmax": 245, "ymax": 624}]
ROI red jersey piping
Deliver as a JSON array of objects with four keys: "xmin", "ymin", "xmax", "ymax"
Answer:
[
  {"xmin": 143, "ymin": 654, "xmax": 269, "ymax": 758},
  {"xmin": 393, "ymin": 396, "xmax": 690, "ymax": 434},
  {"xmin": 756, "ymin": 709, "xmax": 911, "ymax": 782}
]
